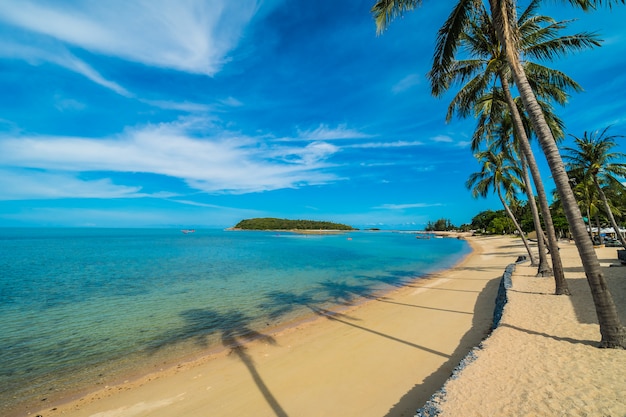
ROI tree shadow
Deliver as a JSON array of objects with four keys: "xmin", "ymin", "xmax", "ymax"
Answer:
[
  {"xmin": 376, "ymin": 298, "xmax": 473, "ymax": 315},
  {"xmin": 499, "ymin": 323, "xmax": 598, "ymax": 347},
  {"xmin": 147, "ymin": 308, "xmax": 288, "ymax": 417},
  {"xmin": 260, "ymin": 283, "xmax": 453, "ymax": 358},
  {"xmin": 358, "ymin": 270, "xmax": 416, "ymax": 288},
  {"xmin": 382, "ymin": 274, "xmax": 502, "ymax": 417},
  {"xmin": 562, "ymin": 266, "xmax": 626, "ymax": 325},
  {"xmin": 316, "ymin": 279, "xmax": 379, "ymax": 304}
]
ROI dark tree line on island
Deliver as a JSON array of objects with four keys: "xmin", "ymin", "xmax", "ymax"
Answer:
[
  {"xmin": 233, "ymin": 218, "xmax": 356, "ymax": 231},
  {"xmin": 372, "ymin": 0, "xmax": 626, "ymax": 347},
  {"xmin": 426, "ymin": 204, "xmax": 571, "ymax": 236}
]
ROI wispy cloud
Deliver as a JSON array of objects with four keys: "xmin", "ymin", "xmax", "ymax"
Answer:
[
  {"xmin": 375, "ymin": 203, "xmax": 443, "ymax": 210},
  {"xmin": 0, "ymin": 39, "xmax": 131, "ymax": 96},
  {"xmin": 0, "ymin": 117, "xmax": 341, "ymax": 198},
  {"xmin": 0, "ymin": 169, "xmax": 167, "ymax": 200},
  {"xmin": 296, "ymin": 124, "xmax": 372, "ymax": 141},
  {"xmin": 431, "ymin": 135, "xmax": 453, "ymax": 143},
  {"xmin": 392, "ymin": 73, "xmax": 422, "ymax": 94},
  {"xmin": 140, "ymin": 99, "xmax": 213, "ymax": 113},
  {"xmin": 0, "ymin": 0, "xmax": 261, "ymax": 76},
  {"xmin": 431, "ymin": 134, "xmax": 471, "ymax": 148},
  {"xmin": 347, "ymin": 140, "xmax": 423, "ymax": 149}
]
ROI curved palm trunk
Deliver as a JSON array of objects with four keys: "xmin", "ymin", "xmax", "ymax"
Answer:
[
  {"xmin": 499, "ymin": 74, "xmax": 559, "ymax": 280},
  {"xmin": 491, "ymin": 0, "xmax": 625, "ymax": 348},
  {"xmin": 585, "ymin": 205, "xmax": 593, "ymax": 240},
  {"xmin": 520, "ymin": 153, "xmax": 546, "ymax": 268},
  {"xmin": 594, "ymin": 177, "xmax": 626, "ymax": 248},
  {"xmin": 497, "ymin": 185, "xmax": 535, "ymax": 262},
  {"xmin": 595, "ymin": 213, "xmax": 603, "ymax": 245}
]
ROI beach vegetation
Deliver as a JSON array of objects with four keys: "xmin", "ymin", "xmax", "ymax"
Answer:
[
  {"xmin": 232, "ymin": 218, "xmax": 356, "ymax": 231},
  {"xmin": 466, "ymin": 149, "xmax": 537, "ymax": 261},
  {"xmin": 470, "ymin": 208, "xmax": 520, "ymax": 235},
  {"xmin": 470, "ymin": 209, "xmax": 499, "ymax": 233},
  {"xmin": 425, "ymin": 218, "xmax": 456, "ymax": 231},
  {"xmin": 371, "ymin": 0, "xmax": 626, "ymax": 347},
  {"xmin": 563, "ymin": 127, "xmax": 626, "ymax": 248}
]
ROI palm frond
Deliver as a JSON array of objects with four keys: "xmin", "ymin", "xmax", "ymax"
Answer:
[{"xmin": 371, "ymin": 0, "xmax": 423, "ymax": 34}]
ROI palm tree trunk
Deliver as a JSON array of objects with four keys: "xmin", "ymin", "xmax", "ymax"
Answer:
[
  {"xmin": 499, "ymin": 74, "xmax": 559, "ymax": 280},
  {"xmin": 520, "ymin": 148, "xmax": 547, "ymax": 268},
  {"xmin": 491, "ymin": 0, "xmax": 625, "ymax": 348},
  {"xmin": 594, "ymin": 177, "xmax": 626, "ymax": 248},
  {"xmin": 497, "ymin": 185, "xmax": 535, "ymax": 263},
  {"xmin": 585, "ymin": 205, "xmax": 593, "ymax": 240}
]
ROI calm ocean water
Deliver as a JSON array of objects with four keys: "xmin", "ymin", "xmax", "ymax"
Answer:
[{"xmin": 0, "ymin": 228, "xmax": 470, "ymax": 414}]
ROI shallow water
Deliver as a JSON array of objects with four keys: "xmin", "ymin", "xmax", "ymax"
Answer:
[{"xmin": 0, "ymin": 228, "xmax": 470, "ymax": 414}]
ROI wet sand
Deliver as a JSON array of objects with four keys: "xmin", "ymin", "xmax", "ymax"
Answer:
[{"xmin": 27, "ymin": 235, "xmax": 517, "ymax": 417}]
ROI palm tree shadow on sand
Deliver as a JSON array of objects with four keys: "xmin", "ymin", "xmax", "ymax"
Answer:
[{"xmin": 147, "ymin": 308, "xmax": 288, "ymax": 417}]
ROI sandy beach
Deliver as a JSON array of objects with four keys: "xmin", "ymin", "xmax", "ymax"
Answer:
[
  {"xmin": 24, "ymin": 235, "xmax": 510, "ymax": 417},
  {"xmin": 422, "ymin": 239, "xmax": 626, "ymax": 417}
]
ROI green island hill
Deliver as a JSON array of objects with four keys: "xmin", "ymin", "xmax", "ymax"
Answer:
[{"xmin": 229, "ymin": 218, "xmax": 357, "ymax": 232}]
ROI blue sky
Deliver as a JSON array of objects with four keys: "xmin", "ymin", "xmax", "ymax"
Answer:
[{"xmin": 0, "ymin": 1, "xmax": 625, "ymax": 229}]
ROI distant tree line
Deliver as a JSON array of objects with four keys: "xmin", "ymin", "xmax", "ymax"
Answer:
[
  {"xmin": 424, "ymin": 218, "xmax": 456, "ymax": 232},
  {"xmin": 233, "ymin": 218, "xmax": 356, "ymax": 230},
  {"xmin": 425, "ymin": 203, "xmax": 574, "ymax": 236}
]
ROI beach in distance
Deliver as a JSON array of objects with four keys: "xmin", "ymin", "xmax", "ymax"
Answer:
[{"xmin": 5, "ymin": 231, "xmax": 625, "ymax": 417}]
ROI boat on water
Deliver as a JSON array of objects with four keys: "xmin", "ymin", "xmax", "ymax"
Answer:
[{"xmin": 181, "ymin": 229, "xmax": 196, "ymax": 234}]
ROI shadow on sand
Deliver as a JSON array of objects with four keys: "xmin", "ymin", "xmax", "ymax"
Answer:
[
  {"xmin": 145, "ymin": 261, "xmax": 512, "ymax": 417},
  {"xmin": 147, "ymin": 308, "xmax": 288, "ymax": 417},
  {"xmin": 380, "ymin": 274, "xmax": 501, "ymax": 416}
]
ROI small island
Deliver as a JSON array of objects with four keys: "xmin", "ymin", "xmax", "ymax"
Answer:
[{"xmin": 230, "ymin": 217, "xmax": 357, "ymax": 232}]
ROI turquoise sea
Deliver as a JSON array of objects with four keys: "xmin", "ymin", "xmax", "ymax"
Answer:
[{"xmin": 0, "ymin": 228, "xmax": 471, "ymax": 415}]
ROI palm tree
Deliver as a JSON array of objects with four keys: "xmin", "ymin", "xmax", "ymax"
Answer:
[
  {"xmin": 467, "ymin": 149, "xmax": 535, "ymax": 258},
  {"xmin": 372, "ymin": 0, "xmax": 626, "ymax": 347},
  {"xmin": 563, "ymin": 127, "xmax": 626, "ymax": 247},
  {"xmin": 431, "ymin": 1, "xmax": 597, "ymax": 291}
]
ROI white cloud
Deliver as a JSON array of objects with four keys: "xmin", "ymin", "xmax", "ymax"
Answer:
[
  {"xmin": 0, "ymin": 118, "xmax": 341, "ymax": 198},
  {"xmin": 0, "ymin": 169, "xmax": 164, "ymax": 200},
  {"xmin": 431, "ymin": 135, "xmax": 453, "ymax": 143},
  {"xmin": 140, "ymin": 99, "xmax": 213, "ymax": 113},
  {"xmin": 392, "ymin": 73, "xmax": 422, "ymax": 94},
  {"xmin": 0, "ymin": 0, "xmax": 261, "ymax": 76},
  {"xmin": 347, "ymin": 140, "xmax": 423, "ymax": 149},
  {"xmin": 219, "ymin": 97, "xmax": 244, "ymax": 107},
  {"xmin": 296, "ymin": 124, "xmax": 372, "ymax": 141},
  {"xmin": 0, "ymin": 40, "xmax": 131, "ymax": 96},
  {"xmin": 375, "ymin": 203, "xmax": 443, "ymax": 210},
  {"xmin": 54, "ymin": 96, "xmax": 86, "ymax": 112}
]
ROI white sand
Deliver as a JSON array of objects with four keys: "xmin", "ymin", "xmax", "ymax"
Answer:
[{"xmin": 433, "ymin": 240, "xmax": 626, "ymax": 417}]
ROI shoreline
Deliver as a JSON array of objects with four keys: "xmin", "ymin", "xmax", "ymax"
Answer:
[
  {"xmin": 8, "ymin": 237, "xmax": 475, "ymax": 417},
  {"xmin": 24, "ymin": 235, "xmax": 516, "ymax": 417}
]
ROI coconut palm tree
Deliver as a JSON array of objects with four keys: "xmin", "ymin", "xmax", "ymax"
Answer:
[
  {"xmin": 563, "ymin": 127, "xmax": 626, "ymax": 247},
  {"xmin": 430, "ymin": 1, "xmax": 598, "ymax": 291},
  {"xmin": 467, "ymin": 149, "xmax": 535, "ymax": 258},
  {"xmin": 372, "ymin": 0, "xmax": 626, "ymax": 347}
]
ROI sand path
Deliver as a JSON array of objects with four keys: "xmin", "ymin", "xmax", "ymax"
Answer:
[{"xmin": 29, "ymin": 236, "xmax": 517, "ymax": 417}]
